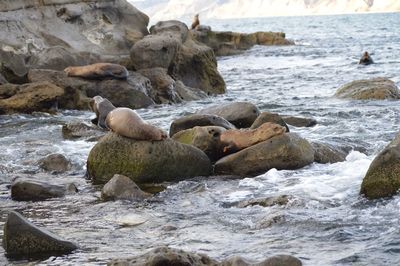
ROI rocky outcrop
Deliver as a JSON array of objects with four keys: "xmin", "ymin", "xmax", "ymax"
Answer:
[
  {"xmin": 335, "ymin": 78, "xmax": 400, "ymax": 100},
  {"xmin": 3, "ymin": 211, "xmax": 78, "ymax": 259},
  {"xmin": 214, "ymin": 133, "xmax": 314, "ymax": 176},
  {"xmin": 192, "ymin": 30, "xmax": 294, "ymax": 56},
  {"xmin": 282, "ymin": 116, "xmax": 317, "ymax": 127},
  {"xmin": 169, "ymin": 114, "xmax": 236, "ymax": 137},
  {"xmin": 101, "ymin": 174, "xmax": 151, "ymax": 201},
  {"xmin": 360, "ymin": 133, "xmax": 400, "ymax": 199},
  {"xmin": 250, "ymin": 112, "xmax": 289, "ymax": 132},
  {"xmin": 87, "ymin": 133, "xmax": 212, "ymax": 185},
  {"xmin": 312, "ymin": 142, "xmax": 347, "ymax": 164},
  {"xmin": 38, "ymin": 153, "xmax": 71, "ymax": 173},
  {"xmin": 197, "ymin": 102, "xmax": 260, "ymax": 128}
]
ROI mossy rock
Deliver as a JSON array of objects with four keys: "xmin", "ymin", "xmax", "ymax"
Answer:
[{"xmin": 87, "ymin": 133, "xmax": 212, "ymax": 185}]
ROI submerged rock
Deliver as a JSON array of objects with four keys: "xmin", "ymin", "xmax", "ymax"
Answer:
[
  {"xmin": 311, "ymin": 142, "xmax": 347, "ymax": 164},
  {"xmin": 87, "ymin": 133, "xmax": 212, "ymax": 185},
  {"xmin": 251, "ymin": 112, "xmax": 290, "ymax": 132},
  {"xmin": 38, "ymin": 153, "xmax": 71, "ymax": 173},
  {"xmin": 335, "ymin": 77, "xmax": 400, "ymax": 100},
  {"xmin": 360, "ymin": 133, "xmax": 400, "ymax": 199},
  {"xmin": 197, "ymin": 102, "xmax": 260, "ymax": 128},
  {"xmin": 236, "ymin": 195, "xmax": 291, "ymax": 208},
  {"xmin": 214, "ymin": 133, "xmax": 314, "ymax": 176},
  {"xmin": 3, "ymin": 211, "xmax": 78, "ymax": 258},
  {"xmin": 282, "ymin": 116, "xmax": 317, "ymax": 127},
  {"xmin": 101, "ymin": 174, "xmax": 151, "ymax": 201}
]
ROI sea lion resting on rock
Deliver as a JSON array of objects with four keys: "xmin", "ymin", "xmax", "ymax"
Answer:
[
  {"xmin": 359, "ymin": 51, "xmax": 373, "ymax": 65},
  {"xmin": 64, "ymin": 63, "xmax": 129, "ymax": 80},
  {"xmin": 106, "ymin": 107, "xmax": 168, "ymax": 141},
  {"xmin": 90, "ymin": 96, "xmax": 116, "ymax": 129},
  {"xmin": 191, "ymin": 14, "xmax": 200, "ymax": 30},
  {"xmin": 220, "ymin": 122, "xmax": 286, "ymax": 153}
]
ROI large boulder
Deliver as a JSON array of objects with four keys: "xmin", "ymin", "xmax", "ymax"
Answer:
[
  {"xmin": 197, "ymin": 102, "xmax": 260, "ymax": 128},
  {"xmin": 360, "ymin": 133, "xmax": 400, "ymax": 199},
  {"xmin": 214, "ymin": 133, "xmax": 314, "ymax": 176},
  {"xmin": 251, "ymin": 112, "xmax": 289, "ymax": 132},
  {"xmin": 3, "ymin": 211, "xmax": 78, "ymax": 258},
  {"xmin": 0, "ymin": 82, "xmax": 64, "ymax": 114},
  {"xmin": 169, "ymin": 114, "xmax": 236, "ymax": 137},
  {"xmin": 87, "ymin": 133, "xmax": 212, "ymax": 185},
  {"xmin": 101, "ymin": 174, "xmax": 151, "ymax": 201},
  {"xmin": 335, "ymin": 78, "xmax": 400, "ymax": 100}
]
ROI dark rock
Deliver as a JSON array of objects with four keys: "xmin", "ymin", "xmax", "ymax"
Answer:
[
  {"xmin": 214, "ymin": 133, "xmax": 314, "ymax": 176},
  {"xmin": 0, "ymin": 72, "xmax": 8, "ymax": 85},
  {"xmin": 335, "ymin": 77, "xmax": 400, "ymax": 100},
  {"xmin": 282, "ymin": 116, "xmax": 317, "ymax": 127},
  {"xmin": 38, "ymin": 153, "xmax": 71, "ymax": 173},
  {"xmin": 11, "ymin": 178, "xmax": 74, "ymax": 201},
  {"xmin": 87, "ymin": 133, "xmax": 212, "ymax": 185},
  {"xmin": 174, "ymin": 80, "xmax": 208, "ymax": 101},
  {"xmin": 236, "ymin": 195, "xmax": 291, "ymax": 208},
  {"xmin": 0, "ymin": 50, "xmax": 29, "ymax": 84},
  {"xmin": 197, "ymin": 102, "xmax": 260, "ymax": 128},
  {"xmin": 62, "ymin": 121, "xmax": 106, "ymax": 141},
  {"xmin": 101, "ymin": 174, "xmax": 151, "ymax": 201},
  {"xmin": 251, "ymin": 112, "xmax": 289, "ymax": 132},
  {"xmin": 3, "ymin": 211, "xmax": 78, "ymax": 259},
  {"xmin": 169, "ymin": 114, "xmax": 236, "ymax": 137},
  {"xmin": 311, "ymin": 142, "xmax": 347, "ymax": 164}
]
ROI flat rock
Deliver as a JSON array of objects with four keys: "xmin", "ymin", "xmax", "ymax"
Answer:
[{"xmin": 282, "ymin": 116, "xmax": 317, "ymax": 127}]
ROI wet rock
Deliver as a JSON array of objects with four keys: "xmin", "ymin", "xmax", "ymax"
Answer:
[
  {"xmin": 172, "ymin": 126, "xmax": 227, "ymax": 162},
  {"xmin": 197, "ymin": 102, "xmax": 260, "ymax": 128},
  {"xmin": 108, "ymin": 246, "xmax": 218, "ymax": 266},
  {"xmin": 311, "ymin": 142, "xmax": 347, "ymax": 164},
  {"xmin": 38, "ymin": 153, "xmax": 71, "ymax": 173},
  {"xmin": 101, "ymin": 174, "xmax": 151, "ymax": 201},
  {"xmin": 62, "ymin": 121, "xmax": 106, "ymax": 141},
  {"xmin": 251, "ymin": 112, "xmax": 289, "ymax": 132},
  {"xmin": 221, "ymin": 255, "xmax": 302, "ymax": 266},
  {"xmin": 87, "ymin": 133, "xmax": 212, "ymax": 185},
  {"xmin": 256, "ymin": 213, "xmax": 287, "ymax": 229},
  {"xmin": 236, "ymin": 195, "xmax": 291, "ymax": 208},
  {"xmin": 335, "ymin": 77, "xmax": 400, "ymax": 100},
  {"xmin": 28, "ymin": 69, "xmax": 154, "ymax": 110},
  {"xmin": 174, "ymin": 80, "xmax": 208, "ymax": 101},
  {"xmin": 169, "ymin": 114, "xmax": 235, "ymax": 137},
  {"xmin": 11, "ymin": 178, "xmax": 75, "ymax": 201},
  {"xmin": 360, "ymin": 133, "xmax": 400, "ymax": 199},
  {"xmin": 2, "ymin": 211, "xmax": 78, "ymax": 258},
  {"xmin": 282, "ymin": 116, "xmax": 317, "ymax": 127},
  {"xmin": 0, "ymin": 82, "xmax": 63, "ymax": 114},
  {"xmin": 214, "ymin": 133, "xmax": 314, "ymax": 176}
]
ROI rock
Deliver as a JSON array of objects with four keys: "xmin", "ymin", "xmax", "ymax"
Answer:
[
  {"xmin": 108, "ymin": 246, "xmax": 218, "ymax": 266},
  {"xmin": 172, "ymin": 126, "xmax": 227, "ymax": 162},
  {"xmin": 236, "ymin": 195, "xmax": 291, "ymax": 208},
  {"xmin": 360, "ymin": 133, "xmax": 400, "ymax": 199},
  {"xmin": 0, "ymin": 72, "xmax": 8, "ymax": 85},
  {"xmin": 62, "ymin": 121, "xmax": 106, "ymax": 141},
  {"xmin": 11, "ymin": 178, "xmax": 75, "ymax": 201},
  {"xmin": 335, "ymin": 77, "xmax": 400, "ymax": 100},
  {"xmin": 0, "ymin": 50, "xmax": 29, "ymax": 84},
  {"xmin": 101, "ymin": 174, "xmax": 151, "ymax": 201},
  {"xmin": 138, "ymin": 67, "xmax": 181, "ymax": 104},
  {"xmin": 221, "ymin": 255, "xmax": 302, "ymax": 266},
  {"xmin": 169, "ymin": 114, "xmax": 236, "ymax": 137},
  {"xmin": 311, "ymin": 142, "xmax": 347, "ymax": 164},
  {"xmin": 87, "ymin": 133, "xmax": 212, "ymax": 185},
  {"xmin": 197, "ymin": 102, "xmax": 260, "ymax": 128},
  {"xmin": 282, "ymin": 116, "xmax": 317, "ymax": 127},
  {"xmin": 38, "ymin": 154, "xmax": 71, "ymax": 173},
  {"xmin": 2, "ymin": 211, "xmax": 78, "ymax": 258},
  {"xmin": 251, "ymin": 112, "xmax": 289, "ymax": 132},
  {"xmin": 192, "ymin": 30, "xmax": 294, "ymax": 56},
  {"xmin": 174, "ymin": 80, "xmax": 208, "ymax": 101},
  {"xmin": 0, "ymin": 82, "xmax": 63, "ymax": 114},
  {"xmin": 150, "ymin": 20, "xmax": 189, "ymax": 42},
  {"xmin": 214, "ymin": 133, "xmax": 314, "ymax": 176},
  {"xmin": 28, "ymin": 69, "xmax": 154, "ymax": 110}
]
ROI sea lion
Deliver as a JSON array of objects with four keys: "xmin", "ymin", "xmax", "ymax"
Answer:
[
  {"xmin": 191, "ymin": 14, "xmax": 200, "ymax": 30},
  {"xmin": 64, "ymin": 63, "xmax": 129, "ymax": 80},
  {"xmin": 106, "ymin": 107, "xmax": 168, "ymax": 141},
  {"xmin": 89, "ymin": 96, "xmax": 116, "ymax": 129},
  {"xmin": 220, "ymin": 122, "xmax": 286, "ymax": 154},
  {"xmin": 359, "ymin": 51, "xmax": 374, "ymax": 65}
]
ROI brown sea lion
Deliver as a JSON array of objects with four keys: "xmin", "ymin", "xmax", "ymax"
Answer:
[
  {"xmin": 220, "ymin": 122, "xmax": 286, "ymax": 154},
  {"xmin": 89, "ymin": 96, "xmax": 116, "ymax": 129},
  {"xmin": 359, "ymin": 51, "xmax": 374, "ymax": 65},
  {"xmin": 191, "ymin": 14, "xmax": 200, "ymax": 30},
  {"xmin": 106, "ymin": 107, "xmax": 168, "ymax": 141},
  {"xmin": 64, "ymin": 63, "xmax": 129, "ymax": 79}
]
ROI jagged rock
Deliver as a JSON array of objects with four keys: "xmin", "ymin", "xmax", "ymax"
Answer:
[
  {"xmin": 2, "ymin": 211, "xmax": 78, "ymax": 258},
  {"xmin": 251, "ymin": 112, "xmax": 290, "ymax": 132},
  {"xmin": 11, "ymin": 178, "xmax": 76, "ymax": 201},
  {"xmin": 169, "ymin": 114, "xmax": 236, "ymax": 137},
  {"xmin": 87, "ymin": 133, "xmax": 212, "ymax": 185},
  {"xmin": 0, "ymin": 82, "xmax": 63, "ymax": 114},
  {"xmin": 282, "ymin": 116, "xmax": 317, "ymax": 127},
  {"xmin": 214, "ymin": 133, "xmax": 314, "ymax": 176},
  {"xmin": 360, "ymin": 133, "xmax": 400, "ymax": 199},
  {"xmin": 311, "ymin": 142, "xmax": 347, "ymax": 164},
  {"xmin": 38, "ymin": 153, "xmax": 71, "ymax": 173},
  {"xmin": 197, "ymin": 102, "xmax": 260, "ymax": 128},
  {"xmin": 335, "ymin": 77, "xmax": 400, "ymax": 100},
  {"xmin": 101, "ymin": 174, "xmax": 151, "ymax": 201},
  {"xmin": 62, "ymin": 121, "xmax": 106, "ymax": 141}
]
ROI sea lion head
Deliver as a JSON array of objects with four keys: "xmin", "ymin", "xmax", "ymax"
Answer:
[
  {"xmin": 363, "ymin": 51, "xmax": 369, "ymax": 57},
  {"xmin": 259, "ymin": 122, "xmax": 286, "ymax": 135},
  {"xmin": 64, "ymin": 66, "xmax": 73, "ymax": 76}
]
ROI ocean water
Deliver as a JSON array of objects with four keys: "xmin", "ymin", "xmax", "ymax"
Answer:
[{"xmin": 1, "ymin": 12, "xmax": 400, "ymax": 265}]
